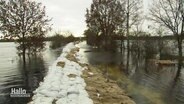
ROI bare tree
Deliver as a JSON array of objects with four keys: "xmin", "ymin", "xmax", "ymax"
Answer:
[
  {"xmin": 120, "ymin": 0, "xmax": 143, "ymax": 73},
  {"xmin": 150, "ymin": 0, "xmax": 184, "ymax": 60},
  {"xmin": 0, "ymin": 0, "xmax": 51, "ymax": 64},
  {"xmin": 150, "ymin": 0, "xmax": 184, "ymax": 76},
  {"xmin": 123, "ymin": 0, "xmax": 143, "ymax": 49}
]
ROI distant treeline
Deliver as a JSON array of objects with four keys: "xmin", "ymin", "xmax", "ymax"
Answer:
[
  {"xmin": 113, "ymin": 35, "xmax": 179, "ymax": 40},
  {"xmin": 44, "ymin": 36, "xmax": 81, "ymax": 41},
  {"xmin": 48, "ymin": 33, "xmax": 82, "ymax": 49},
  {"xmin": 0, "ymin": 35, "xmax": 180, "ymax": 43},
  {"xmin": 0, "ymin": 39, "xmax": 15, "ymax": 42},
  {"xmin": 0, "ymin": 36, "xmax": 82, "ymax": 42}
]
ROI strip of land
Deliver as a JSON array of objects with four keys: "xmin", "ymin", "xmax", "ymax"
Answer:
[{"xmin": 29, "ymin": 42, "xmax": 135, "ymax": 104}]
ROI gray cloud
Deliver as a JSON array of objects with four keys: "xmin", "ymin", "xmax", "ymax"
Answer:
[{"xmin": 37, "ymin": 0, "xmax": 92, "ymax": 37}]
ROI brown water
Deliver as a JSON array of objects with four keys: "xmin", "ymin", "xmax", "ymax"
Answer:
[{"xmin": 78, "ymin": 41, "xmax": 184, "ymax": 104}]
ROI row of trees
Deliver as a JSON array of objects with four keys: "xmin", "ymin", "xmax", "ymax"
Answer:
[
  {"xmin": 85, "ymin": 0, "xmax": 142, "ymax": 51},
  {"xmin": 85, "ymin": 0, "xmax": 184, "ymax": 74},
  {"xmin": 85, "ymin": 0, "xmax": 184, "ymax": 58},
  {"xmin": 85, "ymin": 0, "xmax": 143, "ymax": 71}
]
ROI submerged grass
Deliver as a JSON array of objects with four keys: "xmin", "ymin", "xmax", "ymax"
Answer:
[
  {"xmin": 96, "ymin": 64, "xmax": 166, "ymax": 104},
  {"xmin": 81, "ymin": 66, "xmax": 136, "ymax": 104}
]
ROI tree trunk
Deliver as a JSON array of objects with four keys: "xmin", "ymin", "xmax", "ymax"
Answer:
[
  {"xmin": 120, "ymin": 39, "xmax": 123, "ymax": 54},
  {"xmin": 178, "ymin": 39, "xmax": 182, "ymax": 61},
  {"xmin": 23, "ymin": 43, "xmax": 26, "ymax": 64},
  {"xmin": 176, "ymin": 16, "xmax": 184, "ymax": 80},
  {"xmin": 126, "ymin": 0, "xmax": 130, "ymax": 74},
  {"xmin": 158, "ymin": 39, "xmax": 163, "ymax": 59},
  {"xmin": 126, "ymin": 42, "xmax": 130, "ymax": 74},
  {"xmin": 176, "ymin": 37, "xmax": 183, "ymax": 79},
  {"xmin": 22, "ymin": 33, "xmax": 26, "ymax": 69}
]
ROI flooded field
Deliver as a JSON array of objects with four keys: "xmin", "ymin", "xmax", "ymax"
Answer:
[
  {"xmin": 0, "ymin": 42, "xmax": 61, "ymax": 104},
  {"xmin": 78, "ymin": 41, "xmax": 184, "ymax": 104}
]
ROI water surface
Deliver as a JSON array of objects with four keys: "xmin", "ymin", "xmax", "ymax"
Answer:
[
  {"xmin": 0, "ymin": 42, "xmax": 61, "ymax": 104},
  {"xmin": 78, "ymin": 41, "xmax": 184, "ymax": 104}
]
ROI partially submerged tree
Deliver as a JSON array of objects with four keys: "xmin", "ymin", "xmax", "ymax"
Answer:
[
  {"xmin": 0, "ymin": 0, "xmax": 51, "ymax": 64},
  {"xmin": 121, "ymin": 0, "xmax": 143, "ymax": 73},
  {"xmin": 86, "ymin": 0, "xmax": 126, "ymax": 49},
  {"xmin": 84, "ymin": 29, "xmax": 99, "ymax": 46},
  {"xmin": 150, "ymin": 0, "xmax": 184, "ymax": 75}
]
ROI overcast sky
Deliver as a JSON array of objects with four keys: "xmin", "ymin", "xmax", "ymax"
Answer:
[
  {"xmin": 37, "ymin": 0, "xmax": 92, "ymax": 37},
  {"xmin": 36, "ymin": 0, "xmax": 150, "ymax": 37}
]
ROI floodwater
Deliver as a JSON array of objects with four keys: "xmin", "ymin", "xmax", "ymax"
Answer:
[
  {"xmin": 1, "ymin": 41, "xmax": 184, "ymax": 104},
  {"xmin": 78, "ymin": 41, "xmax": 184, "ymax": 104},
  {"xmin": 0, "ymin": 42, "xmax": 61, "ymax": 104}
]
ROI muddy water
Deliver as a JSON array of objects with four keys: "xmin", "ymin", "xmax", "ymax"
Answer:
[{"xmin": 78, "ymin": 41, "xmax": 184, "ymax": 104}]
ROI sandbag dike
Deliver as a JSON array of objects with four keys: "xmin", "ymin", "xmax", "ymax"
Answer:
[
  {"xmin": 29, "ymin": 42, "xmax": 135, "ymax": 104},
  {"xmin": 29, "ymin": 42, "xmax": 93, "ymax": 104}
]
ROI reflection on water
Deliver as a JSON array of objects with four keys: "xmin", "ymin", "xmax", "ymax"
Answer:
[
  {"xmin": 78, "ymin": 41, "xmax": 184, "ymax": 104},
  {"xmin": 0, "ymin": 42, "xmax": 61, "ymax": 104}
]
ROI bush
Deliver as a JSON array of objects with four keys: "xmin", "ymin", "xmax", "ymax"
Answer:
[{"xmin": 49, "ymin": 33, "xmax": 76, "ymax": 49}]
